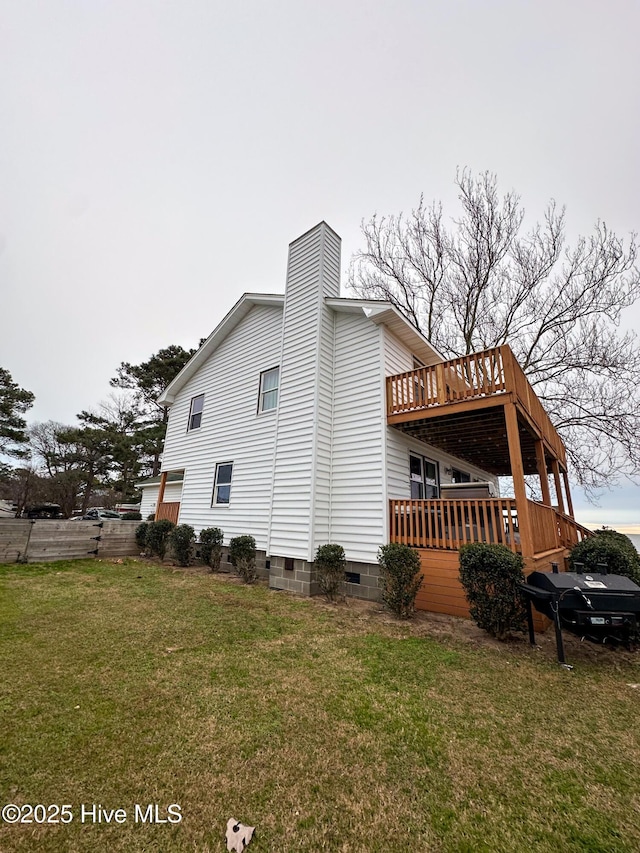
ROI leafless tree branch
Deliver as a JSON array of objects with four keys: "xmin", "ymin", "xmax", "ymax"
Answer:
[{"xmin": 349, "ymin": 170, "xmax": 640, "ymax": 493}]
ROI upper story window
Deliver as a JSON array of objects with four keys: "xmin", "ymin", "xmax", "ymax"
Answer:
[
  {"xmin": 258, "ymin": 366, "xmax": 279, "ymax": 413},
  {"xmin": 212, "ymin": 462, "xmax": 233, "ymax": 505},
  {"xmin": 188, "ymin": 394, "xmax": 204, "ymax": 430},
  {"xmin": 451, "ymin": 468, "xmax": 471, "ymax": 483}
]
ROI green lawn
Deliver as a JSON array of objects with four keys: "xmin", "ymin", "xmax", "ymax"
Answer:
[{"xmin": 1, "ymin": 559, "xmax": 639, "ymax": 852}]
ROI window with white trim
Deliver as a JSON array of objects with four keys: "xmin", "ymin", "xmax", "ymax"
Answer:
[
  {"xmin": 258, "ymin": 366, "xmax": 279, "ymax": 412},
  {"xmin": 410, "ymin": 453, "xmax": 439, "ymax": 499},
  {"xmin": 188, "ymin": 394, "xmax": 204, "ymax": 431},
  {"xmin": 212, "ymin": 462, "xmax": 233, "ymax": 505}
]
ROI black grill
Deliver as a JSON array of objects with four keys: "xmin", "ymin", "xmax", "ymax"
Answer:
[{"xmin": 520, "ymin": 568, "xmax": 640, "ymax": 667}]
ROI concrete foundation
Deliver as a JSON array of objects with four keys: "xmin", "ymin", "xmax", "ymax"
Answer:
[
  {"xmin": 269, "ymin": 554, "xmax": 381, "ymax": 602},
  {"xmin": 205, "ymin": 545, "xmax": 381, "ymax": 602}
]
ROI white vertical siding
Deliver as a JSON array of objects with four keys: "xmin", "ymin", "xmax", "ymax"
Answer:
[
  {"xmin": 269, "ymin": 223, "xmax": 340, "ymax": 561},
  {"xmin": 329, "ymin": 312, "xmax": 386, "ymax": 563},
  {"xmin": 160, "ymin": 303, "xmax": 283, "ymax": 544}
]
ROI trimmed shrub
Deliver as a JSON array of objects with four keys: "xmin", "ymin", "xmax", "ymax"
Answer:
[
  {"xmin": 200, "ymin": 527, "xmax": 224, "ymax": 572},
  {"xmin": 169, "ymin": 524, "xmax": 196, "ymax": 567},
  {"xmin": 459, "ymin": 543, "xmax": 526, "ymax": 639},
  {"xmin": 147, "ymin": 514, "xmax": 156, "ymax": 521},
  {"xmin": 378, "ymin": 543, "xmax": 423, "ymax": 619},
  {"xmin": 122, "ymin": 511, "xmax": 142, "ymax": 521},
  {"xmin": 135, "ymin": 522, "xmax": 149, "ymax": 550},
  {"xmin": 145, "ymin": 519, "xmax": 175, "ymax": 560},
  {"xmin": 570, "ymin": 529, "xmax": 640, "ymax": 584},
  {"xmin": 229, "ymin": 535, "xmax": 257, "ymax": 583},
  {"xmin": 315, "ymin": 544, "xmax": 346, "ymax": 602}
]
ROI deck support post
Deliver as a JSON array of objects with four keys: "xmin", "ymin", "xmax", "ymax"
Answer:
[
  {"xmin": 550, "ymin": 460, "xmax": 565, "ymax": 515},
  {"xmin": 155, "ymin": 471, "xmax": 168, "ymax": 520},
  {"xmin": 504, "ymin": 402, "xmax": 534, "ymax": 557},
  {"xmin": 534, "ymin": 439, "xmax": 552, "ymax": 506},
  {"xmin": 562, "ymin": 469, "xmax": 575, "ymax": 518}
]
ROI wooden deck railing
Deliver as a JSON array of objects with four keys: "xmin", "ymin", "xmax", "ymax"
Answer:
[
  {"xmin": 155, "ymin": 501, "xmax": 180, "ymax": 524},
  {"xmin": 390, "ymin": 498, "xmax": 521, "ymax": 552},
  {"xmin": 389, "ymin": 498, "xmax": 592, "ymax": 555},
  {"xmin": 555, "ymin": 511, "xmax": 593, "ymax": 550},
  {"xmin": 386, "ymin": 345, "xmax": 565, "ymax": 465},
  {"xmin": 527, "ymin": 500, "xmax": 559, "ymax": 553}
]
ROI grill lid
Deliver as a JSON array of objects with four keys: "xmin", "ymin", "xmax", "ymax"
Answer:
[{"xmin": 527, "ymin": 571, "xmax": 640, "ymax": 595}]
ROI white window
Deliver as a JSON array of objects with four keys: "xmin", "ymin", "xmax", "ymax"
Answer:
[
  {"xmin": 258, "ymin": 366, "xmax": 279, "ymax": 412},
  {"xmin": 188, "ymin": 394, "xmax": 204, "ymax": 431},
  {"xmin": 212, "ymin": 462, "xmax": 233, "ymax": 505}
]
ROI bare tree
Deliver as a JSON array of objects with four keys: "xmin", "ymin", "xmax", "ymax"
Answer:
[
  {"xmin": 349, "ymin": 170, "xmax": 640, "ymax": 493},
  {"xmin": 28, "ymin": 422, "xmax": 85, "ymax": 516},
  {"xmin": 28, "ymin": 421, "xmax": 112, "ymax": 516}
]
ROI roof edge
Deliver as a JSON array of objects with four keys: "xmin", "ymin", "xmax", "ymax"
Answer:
[
  {"xmin": 158, "ymin": 293, "xmax": 284, "ymax": 405},
  {"xmin": 325, "ymin": 297, "xmax": 445, "ymax": 363}
]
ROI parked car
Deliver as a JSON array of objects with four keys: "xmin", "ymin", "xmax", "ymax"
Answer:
[
  {"xmin": 79, "ymin": 509, "xmax": 123, "ymax": 521},
  {"xmin": 25, "ymin": 504, "xmax": 63, "ymax": 519}
]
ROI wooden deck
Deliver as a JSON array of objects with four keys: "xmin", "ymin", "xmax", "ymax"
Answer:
[
  {"xmin": 414, "ymin": 545, "xmax": 561, "ymax": 629},
  {"xmin": 386, "ymin": 345, "xmax": 566, "ymax": 468},
  {"xmin": 389, "ymin": 498, "xmax": 591, "ymax": 555},
  {"xmin": 390, "ymin": 497, "xmax": 592, "ymax": 622}
]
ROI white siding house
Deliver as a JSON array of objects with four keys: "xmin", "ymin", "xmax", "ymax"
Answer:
[{"xmin": 140, "ymin": 222, "xmax": 498, "ymax": 598}]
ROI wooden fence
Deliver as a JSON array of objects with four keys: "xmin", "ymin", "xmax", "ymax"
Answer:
[
  {"xmin": 0, "ymin": 519, "xmax": 140, "ymax": 564},
  {"xmin": 156, "ymin": 501, "xmax": 180, "ymax": 524}
]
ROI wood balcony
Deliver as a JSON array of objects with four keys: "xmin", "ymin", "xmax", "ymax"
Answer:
[
  {"xmin": 386, "ymin": 345, "xmax": 566, "ymax": 471},
  {"xmin": 389, "ymin": 498, "xmax": 592, "ymax": 556}
]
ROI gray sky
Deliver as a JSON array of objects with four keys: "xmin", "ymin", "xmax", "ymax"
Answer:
[{"xmin": 1, "ymin": 0, "xmax": 639, "ymax": 528}]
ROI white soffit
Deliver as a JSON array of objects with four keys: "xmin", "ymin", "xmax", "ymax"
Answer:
[{"xmin": 325, "ymin": 298, "xmax": 443, "ymax": 365}]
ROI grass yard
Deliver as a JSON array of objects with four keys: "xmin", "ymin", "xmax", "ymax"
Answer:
[{"xmin": 1, "ymin": 559, "xmax": 639, "ymax": 852}]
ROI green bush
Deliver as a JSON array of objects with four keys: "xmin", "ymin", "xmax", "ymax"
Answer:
[
  {"xmin": 147, "ymin": 514, "xmax": 156, "ymax": 521},
  {"xmin": 570, "ymin": 529, "xmax": 640, "ymax": 584},
  {"xmin": 459, "ymin": 543, "xmax": 526, "ymax": 639},
  {"xmin": 200, "ymin": 527, "xmax": 224, "ymax": 572},
  {"xmin": 315, "ymin": 544, "xmax": 346, "ymax": 602},
  {"xmin": 145, "ymin": 519, "xmax": 176, "ymax": 560},
  {"xmin": 378, "ymin": 543, "xmax": 423, "ymax": 619},
  {"xmin": 122, "ymin": 511, "xmax": 142, "ymax": 521},
  {"xmin": 169, "ymin": 524, "xmax": 196, "ymax": 567},
  {"xmin": 229, "ymin": 535, "xmax": 257, "ymax": 583},
  {"xmin": 135, "ymin": 522, "xmax": 149, "ymax": 550}
]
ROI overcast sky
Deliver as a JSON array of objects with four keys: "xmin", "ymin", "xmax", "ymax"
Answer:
[{"xmin": 1, "ymin": 0, "xmax": 638, "ymax": 528}]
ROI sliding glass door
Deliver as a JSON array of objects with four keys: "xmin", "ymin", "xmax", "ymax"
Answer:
[{"xmin": 409, "ymin": 453, "xmax": 439, "ymax": 499}]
